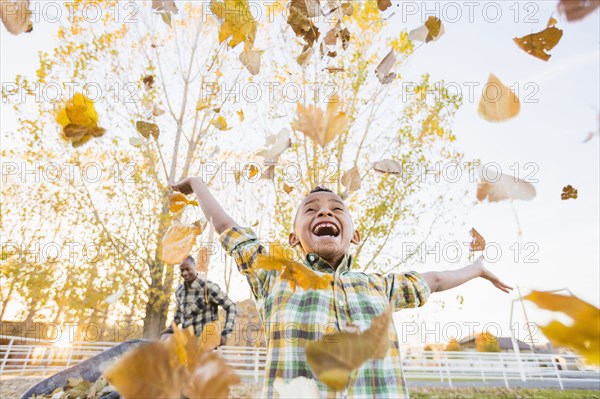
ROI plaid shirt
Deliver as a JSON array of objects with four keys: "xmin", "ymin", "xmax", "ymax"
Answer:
[
  {"xmin": 174, "ymin": 277, "xmax": 236, "ymax": 338},
  {"xmin": 220, "ymin": 227, "xmax": 430, "ymax": 399}
]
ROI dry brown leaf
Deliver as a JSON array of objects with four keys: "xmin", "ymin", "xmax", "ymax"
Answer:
[
  {"xmin": 377, "ymin": 0, "xmax": 392, "ymax": 12},
  {"xmin": 182, "ymin": 352, "xmax": 241, "ymax": 399},
  {"xmin": 261, "ymin": 164, "xmax": 275, "ymax": 180},
  {"xmin": 525, "ymin": 291, "xmax": 600, "ymax": 365},
  {"xmin": 477, "ymin": 74, "xmax": 520, "ymax": 122},
  {"xmin": 255, "ymin": 244, "xmax": 333, "ymax": 291},
  {"xmin": 283, "ymin": 183, "xmax": 294, "ymax": 194},
  {"xmin": 305, "ymin": 306, "xmax": 393, "ymax": 390},
  {"xmin": 297, "ymin": 45, "xmax": 315, "ymax": 66},
  {"xmin": 136, "ymin": 121, "xmax": 160, "ymax": 139},
  {"xmin": 476, "ymin": 172, "xmax": 536, "ymax": 202},
  {"xmin": 161, "ymin": 221, "xmax": 202, "ymax": 265},
  {"xmin": 340, "ymin": 166, "xmax": 361, "ymax": 192},
  {"xmin": 408, "ymin": 16, "xmax": 445, "ymax": 43},
  {"xmin": 152, "ymin": 0, "xmax": 179, "ymax": 14},
  {"xmin": 341, "ymin": 1, "xmax": 354, "ymax": 16},
  {"xmin": 292, "ymin": 94, "xmax": 349, "ymax": 147},
  {"xmin": 104, "ymin": 340, "xmax": 183, "ymax": 399},
  {"xmin": 210, "ymin": 0, "xmax": 257, "ymax": 49},
  {"xmin": 372, "ymin": 159, "xmax": 402, "ymax": 174},
  {"xmin": 239, "ymin": 49, "xmax": 261, "ymax": 75},
  {"xmin": 143, "ymin": 75, "xmax": 155, "ymax": 90},
  {"xmin": 0, "ymin": 0, "xmax": 33, "ymax": 35},
  {"xmin": 469, "ymin": 228, "xmax": 486, "ymax": 252},
  {"xmin": 287, "ymin": 4, "xmax": 320, "ymax": 47},
  {"xmin": 513, "ymin": 18, "xmax": 563, "ymax": 61},
  {"xmin": 561, "ymin": 185, "xmax": 578, "ymax": 200},
  {"xmin": 291, "ymin": 0, "xmax": 322, "ymax": 17},
  {"xmin": 375, "ymin": 48, "xmax": 397, "ymax": 84},
  {"xmin": 558, "ymin": 0, "xmax": 600, "ymax": 21}
]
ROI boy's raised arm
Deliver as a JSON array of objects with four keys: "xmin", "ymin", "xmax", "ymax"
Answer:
[
  {"xmin": 170, "ymin": 176, "xmax": 238, "ymax": 234},
  {"xmin": 421, "ymin": 256, "xmax": 513, "ymax": 294}
]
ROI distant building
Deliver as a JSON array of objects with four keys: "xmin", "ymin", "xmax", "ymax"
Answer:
[{"xmin": 459, "ymin": 336, "xmax": 532, "ymax": 353}]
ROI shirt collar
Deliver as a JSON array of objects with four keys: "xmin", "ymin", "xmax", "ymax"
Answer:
[
  {"xmin": 184, "ymin": 276, "xmax": 202, "ymax": 289},
  {"xmin": 304, "ymin": 252, "xmax": 352, "ymax": 273}
]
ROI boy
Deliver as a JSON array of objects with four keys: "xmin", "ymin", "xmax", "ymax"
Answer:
[{"xmin": 171, "ymin": 177, "xmax": 513, "ymax": 398}]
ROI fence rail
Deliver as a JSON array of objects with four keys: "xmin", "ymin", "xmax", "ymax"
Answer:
[{"xmin": 2, "ymin": 335, "xmax": 599, "ymax": 390}]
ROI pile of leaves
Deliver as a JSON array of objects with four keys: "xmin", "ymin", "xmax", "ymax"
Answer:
[{"xmin": 30, "ymin": 376, "xmax": 116, "ymax": 399}]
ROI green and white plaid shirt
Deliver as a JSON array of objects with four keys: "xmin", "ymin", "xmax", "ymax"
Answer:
[
  {"xmin": 220, "ymin": 226, "xmax": 430, "ymax": 399},
  {"xmin": 174, "ymin": 277, "xmax": 236, "ymax": 338}
]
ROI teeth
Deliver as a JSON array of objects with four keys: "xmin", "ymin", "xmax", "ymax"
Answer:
[{"xmin": 313, "ymin": 222, "xmax": 339, "ymax": 236}]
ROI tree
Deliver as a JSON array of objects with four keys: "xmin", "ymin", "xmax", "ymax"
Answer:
[
  {"xmin": 445, "ymin": 338, "xmax": 462, "ymax": 352},
  {"xmin": 476, "ymin": 332, "xmax": 501, "ymax": 352},
  {"xmin": 2, "ymin": 0, "xmax": 466, "ymax": 337}
]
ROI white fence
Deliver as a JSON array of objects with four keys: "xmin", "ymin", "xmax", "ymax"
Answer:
[{"xmin": 2, "ymin": 335, "xmax": 599, "ymax": 390}]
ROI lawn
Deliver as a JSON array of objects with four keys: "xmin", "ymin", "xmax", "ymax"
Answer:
[{"xmin": 409, "ymin": 387, "xmax": 600, "ymax": 399}]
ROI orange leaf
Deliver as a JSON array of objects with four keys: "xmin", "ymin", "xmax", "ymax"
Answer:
[
  {"xmin": 469, "ymin": 228, "xmax": 486, "ymax": 252},
  {"xmin": 161, "ymin": 221, "xmax": 202, "ymax": 265},
  {"xmin": 476, "ymin": 172, "xmax": 536, "ymax": 202},
  {"xmin": 513, "ymin": 18, "xmax": 563, "ymax": 61},
  {"xmin": 477, "ymin": 74, "xmax": 520, "ymax": 122}
]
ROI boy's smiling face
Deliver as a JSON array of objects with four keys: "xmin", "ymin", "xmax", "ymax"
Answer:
[{"xmin": 289, "ymin": 190, "xmax": 360, "ymax": 268}]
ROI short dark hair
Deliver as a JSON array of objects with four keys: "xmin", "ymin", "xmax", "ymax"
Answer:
[
  {"xmin": 180, "ymin": 255, "xmax": 195, "ymax": 266},
  {"xmin": 309, "ymin": 186, "xmax": 333, "ymax": 195}
]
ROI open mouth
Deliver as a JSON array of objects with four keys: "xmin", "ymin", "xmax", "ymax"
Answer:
[{"xmin": 312, "ymin": 221, "xmax": 340, "ymax": 237}]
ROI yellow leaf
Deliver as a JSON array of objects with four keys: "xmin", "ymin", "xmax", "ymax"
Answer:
[
  {"xmin": 292, "ymin": 95, "xmax": 348, "ymax": 147},
  {"xmin": 305, "ymin": 306, "xmax": 393, "ymax": 390},
  {"xmin": 161, "ymin": 221, "xmax": 202, "ymax": 265},
  {"xmin": 477, "ymin": 74, "xmax": 520, "ymax": 122},
  {"xmin": 513, "ymin": 18, "xmax": 563, "ymax": 61},
  {"xmin": 525, "ymin": 291, "xmax": 600, "ymax": 365},
  {"xmin": 56, "ymin": 93, "xmax": 106, "ymax": 147},
  {"xmin": 283, "ymin": 183, "xmax": 294, "ymax": 194},
  {"xmin": 237, "ymin": 109, "xmax": 245, "ymax": 121},
  {"xmin": 255, "ymin": 244, "xmax": 333, "ymax": 291},
  {"xmin": 210, "ymin": 115, "xmax": 231, "ymax": 131},
  {"xmin": 169, "ymin": 192, "xmax": 199, "ymax": 213},
  {"xmin": 210, "ymin": 0, "xmax": 257, "ymax": 49},
  {"xmin": 182, "ymin": 352, "xmax": 241, "ymax": 399}
]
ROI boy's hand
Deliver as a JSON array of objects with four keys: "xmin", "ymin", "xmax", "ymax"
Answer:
[
  {"xmin": 474, "ymin": 256, "xmax": 514, "ymax": 294},
  {"xmin": 171, "ymin": 176, "xmax": 204, "ymax": 195}
]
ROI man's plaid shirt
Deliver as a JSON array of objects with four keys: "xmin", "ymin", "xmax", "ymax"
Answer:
[
  {"xmin": 174, "ymin": 277, "xmax": 236, "ymax": 338},
  {"xmin": 220, "ymin": 226, "xmax": 430, "ymax": 399}
]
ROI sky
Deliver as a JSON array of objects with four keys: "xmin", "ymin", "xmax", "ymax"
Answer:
[{"xmin": 1, "ymin": 1, "xmax": 599, "ymax": 347}]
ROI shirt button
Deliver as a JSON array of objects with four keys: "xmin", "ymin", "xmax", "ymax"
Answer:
[{"xmin": 309, "ymin": 254, "xmax": 315, "ymax": 261}]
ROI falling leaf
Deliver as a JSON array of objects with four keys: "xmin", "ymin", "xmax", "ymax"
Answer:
[
  {"xmin": 136, "ymin": 121, "xmax": 160, "ymax": 139},
  {"xmin": 283, "ymin": 183, "xmax": 294, "ymax": 194},
  {"xmin": 153, "ymin": 105, "xmax": 166, "ymax": 117},
  {"xmin": 182, "ymin": 351, "xmax": 241, "ymax": 399},
  {"xmin": 341, "ymin": 2, "xmax": 354, "ymax": 16},
  {"xmin": 375, "ymin": 48, "xmax": 397, "ymax": 84},
  {"xmin": 169, "ymin": 192, "xmax": 199, "ymax": 213},
  {"xmin": 292, "ymin": 94, "xmax": 349, "ymax": 147},
  {"xmin": 105, "ymin": 288, "xmax": 126, "ymax": 304},
  {"xmin": 160, "ymin": 12, "xmax": 172, "ymax": 27},
  {"xmin": 305, "ymin": 306, "xmax": 393, "ymax": 390},
  {"xmin": 128, "ymin": 137, "xmax": 144, "ymax": 147},
  {"xmin": 239, "ymin": 49, "xmax": 261, "ymax": 75},
  {"xmin": 525, "ymin": 291, "xmax": 600, "ymax": 365},
  {"xmin": 372, "ymin": 159, "xmax": 402, "ymax": 174},
  {"xmin": 0, "ymin": 0, "xmax": 32, "ymax": 34},
  {"xmin": 210, "ymin": 115, "xmax": 231, "ymax": 131},
  {"xmin": 341, "ymin": 166, "xmax": 361, "ymax": 191},
  {"xmin": 247, "ymin": 164, "xmax": 259, "ymax": 179},
  {"xmin": 408, "ymin": 16, "xmax": 445, "ymax": 43},
  {"xmin": 210, "ymin": 0, "xmax": 257, "ymax": 49},
  {"xmin": 104, "ymin": 340, "xmax": 183, "ymax": 399},
  {"xmin": 477, "ymin": 74, "xmax": 520, "ymax": 122},
  {"xmin": 152, "ymin": 0, "xmax": 179, "ymax": 14},
  {"xmin": 196, "ymin": 99, "xmax": 211, "ymax": 111},
  {"xmin": 377, "ymin": 0, "xmax": 392, "ymax": 12},
  {"xmin": 469, "ymin": 228, "xmax": 486, "ymax": 252},
  {"xmin": 513, "ymin": 17, "xmax": 563, "ymax": 61},
  {"xmin": 457, "ymin": 295, "xmax": 464, "ymax": 305},
  {"xmin": 287, "ymin": 3, "xmax": 320, "ymax": 47},
  {"xmin": 237, "ymin": 109, "xmax": 245, "ymax": 122},
  {"xmin": 142, "ymin": 75, "xmax": 155, "ymax": 90},
  {"xmin": 161, "ymin": 221, "xmax": 202, "ymax": 265},
  {"xmin": 274, "ymin": 377, "xmax": 320, "ymax": 398},
  {"xmin": 256, "ymin": 128, "xmax": 291, "ymax": 161},
  {"xmin": 558, "ymin": 0, "xmax": 600, "ymax": 21},
  {"xmin": 561, "ymin": 185, "xmax": 578, "ymax": 200},
  {"xmin": 56, "ymin": 93, "xmax": 106, "ymax": 148},
  {"xmin": 261, "ymin": 164, "xmax": 275, "ymax": 180},
  {"xmin": 476, "ymin": 172, "xmax": 536, "ymax": 202},
  {"xmin": 297, "ymin": 45, "xmax": 315, "ymax": 66},
  {"xmin": 255, "ymin": 244, "xmax": 333, "ymax": 291}
]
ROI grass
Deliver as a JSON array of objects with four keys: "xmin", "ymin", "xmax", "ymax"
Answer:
[{"xmin": 408, "ymin": 387, "xmax": 600, "ymax": 399}]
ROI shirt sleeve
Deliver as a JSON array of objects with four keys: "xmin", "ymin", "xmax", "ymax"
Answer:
[
  {"xmin": 173, "ymin": 296, "xmax": 182, "ymax": 326},
  {"xmin": 206, "ymin": 283, "xmax": 237, "ymax": 337},
  {"xmin": 385, "ymin": 271, "xmax": 431, "ymax": 310},
  {"xmin": 219, "ymin": 226, "xmax": 274, "ymax": 299}
]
